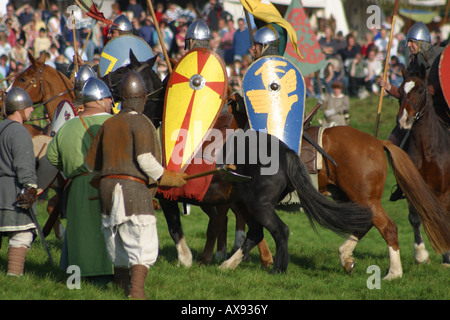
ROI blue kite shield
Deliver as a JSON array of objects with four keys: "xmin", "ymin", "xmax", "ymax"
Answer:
[
  {"xmin": 243, "ymin": 55, "xmax": 305, "ymax": 153},
  {"xmin": 100, "ymin": 35, "xmax": 155, "ymax": 76}
]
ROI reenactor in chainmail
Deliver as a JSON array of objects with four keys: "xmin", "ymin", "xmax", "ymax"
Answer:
[{"xmin": 86, "ymin": 71, "xmax": 187, "ymax": 299}]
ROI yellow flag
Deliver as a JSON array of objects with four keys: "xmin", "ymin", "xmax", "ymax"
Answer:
[{"xmin": 240, "ymin": 0, "xmax": 303, "ymax": 59}]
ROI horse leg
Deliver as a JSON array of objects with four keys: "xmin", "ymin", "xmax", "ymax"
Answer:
[
  {"xmin": 257, "ymin": 239, "xmax": 273, "ymax": 268},
  {"xmin": 442, "ymin": 251, "xmax": 450, "ymax": 266},
  {"xmin": 232, "ymin": 209, "xmax": 246, "ymax": 251},
  {"xmin": 371, "ymin": 203, "xmax": 403, "ymax": 279},
  {"xmin": 408, "ymin": 204, "xmax": 430, "ymax": 264},
  {"xmin": 198, "ymin": 204, "xmax": 229, "ymax": 264},
  {"xmin": 159, "ymin": 198, "xmax": 192, "ymax": 267},
  {"xmin": 338, "ymin": 234, "xmax": 360, "ymax": 275},
  {"xmin": 232, "ymin": 204, "xmax": 273, "ymax": 268},
  {"xmin": 215, "ymin": 213, "xmax": 228, "ymax": 261}
]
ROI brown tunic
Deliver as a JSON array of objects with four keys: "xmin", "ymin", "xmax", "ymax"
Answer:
[{"xmin": 86, "ymin": 112, "xmax": 162, "ymax": 216}]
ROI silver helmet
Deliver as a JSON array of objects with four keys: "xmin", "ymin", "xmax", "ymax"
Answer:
[
  {"xmin": 5, "ymin": 87, "xmax": 33, "ymax": 115},
  {"xmin": 110, "ymin": 14, "xmax": 133, "ymax": 33},
  {"xmin": 406, "ymin": 22, "xmax": 431, "ymax": 43},
  {"xmin": 75, "ymin": 64, "xmax": 97, "ymax": 92},
  {"xmin": 186, "ymin": 20, "xmax": 212, "ymax": 41},
  {"xmin": 82, "ymin": 78, "xmax": 112, "ymax": 104},
  {"xmin": 254, "ymin": 26, "xmax": 279, "ymax": 47}
]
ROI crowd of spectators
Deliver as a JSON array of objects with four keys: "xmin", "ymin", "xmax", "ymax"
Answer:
[{"xmin": 0, "ymin": 1, "xmax": 447, "ymax": 103}]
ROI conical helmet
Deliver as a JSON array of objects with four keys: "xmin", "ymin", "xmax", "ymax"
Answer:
[
  {"xmin": 254, "ymin": 25, "xmax": 279, "ymax": 47},
  {"xmin": 110, "ymin": 14, "xmax": 133, "ymax": 33},
  {"xmin": 120, "ymin": 71, "xmax": 147, "ymax": 113},
  {"xmin": 82, "ymin": 78, "xmax": 112, "ymax": 104},
  {"xmin": 406, "ymin": 22, "xmax": 431, "ymax": 43},
  {"xmin": 120, "ymin": 71, "xmax": 146, "ymax": 100},
  {"xmin": 75, "ymin": 64, "xmax": 97, "ymax": 92},
  {"xmin": 5, "ymin": 87, "xmax": 33, "ymax": 115},
  {"xmin": 186, "ymin": 20, "xmax": 212, "ymax": 41}
]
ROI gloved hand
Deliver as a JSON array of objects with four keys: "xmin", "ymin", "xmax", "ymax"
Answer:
[
  {"xmin": 16, "ymin": 187, "xmax": 37, "ymax": 209},
  {"xmin": 158, "ymin": 170, "xmax": 188, "ymax": 188}
]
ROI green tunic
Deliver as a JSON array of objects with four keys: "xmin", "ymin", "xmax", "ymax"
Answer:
[{"xmin": 46, "ymin": 113, "xmax": 113, "ymax": 277}]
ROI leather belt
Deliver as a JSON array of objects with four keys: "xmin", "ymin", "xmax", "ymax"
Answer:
[{"xmin": 102, "ymin": 174, "xmax": 147, "ymax": 185}]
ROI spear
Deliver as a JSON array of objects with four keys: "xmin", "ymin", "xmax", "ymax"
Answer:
[
  {"xmin": 145, "ymin": 0, "xmax": 172, "ymax": 73},
  {"xmin": 374, "ymin": 0, "xmax": 400, "ymax": 138}
]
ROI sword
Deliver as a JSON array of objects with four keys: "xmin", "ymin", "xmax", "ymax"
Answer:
[{"xmin": 25, "ymin": 205, "xmax": 55, "ymax": 266}]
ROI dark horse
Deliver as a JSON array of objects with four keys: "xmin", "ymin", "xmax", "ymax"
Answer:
[{"xmin": 396, "ymin": 67, "xmax": 450, "ymax": 265}]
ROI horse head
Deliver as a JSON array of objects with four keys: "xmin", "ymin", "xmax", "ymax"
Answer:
[
  {"xmin": 12, "ymin": 51, "xmax": 47, "ymax": 105},
  {"xmin": 102, "ymin": 49, "xmax": 164, "ymax": 127},
  {"xmin": 398, "ymin": 66, "xmax": 429, "ymax": 130},
  {"xmin": 11, "ymin": 50, "xmax": 74, "ymax": 121}
]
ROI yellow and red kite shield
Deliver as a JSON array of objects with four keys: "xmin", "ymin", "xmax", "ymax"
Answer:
[
  {"xmin": 163, "ymin": 48, "xmax": 228, "ymax": 172},
  {"xmin": 439, "ymin": 44, "xmax": 450, "ymax": 111}
]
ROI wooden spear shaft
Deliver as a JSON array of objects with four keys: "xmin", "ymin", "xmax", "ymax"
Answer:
[
  {"xmin": 146, "ymin": 0, "xmax": 172, "ymax": 73},
  {"xmin": 374, "ymin": 0, "xmax": 399, "ymax": 138}
]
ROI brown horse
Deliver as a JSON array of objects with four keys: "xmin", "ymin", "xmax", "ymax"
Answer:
[
  {"xmin": 396, "ymin": 67, "xmax": 450, "ymax": 265},
  {"xmin": 227, "ymin": 99, "xmax": 449, "ymax": 279}
]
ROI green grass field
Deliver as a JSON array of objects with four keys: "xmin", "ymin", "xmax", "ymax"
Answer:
[{"xmin": 0, "ymin": 94, "xmax": 448, "ymax": 301}]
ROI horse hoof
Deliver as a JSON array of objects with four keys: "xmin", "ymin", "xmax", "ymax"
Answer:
[
  {"xmin": 383, "ymin": 272, "xmax": 402, "ymax": 280},
  {"xmin": 344, "ymin": 260, "xmax": 355, "ymax": 274},
  {"xmin": 442, "ymin": 263, "xmax": 450, "ymax": 268}
]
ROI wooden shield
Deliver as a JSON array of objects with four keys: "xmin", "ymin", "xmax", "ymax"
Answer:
[
  {"xmin": 49, "ymin": 100, "xmax": 77, "ymax": 138},
  {"xmin": 439, "ymin": 44, "xmax": 450, "ymax": 110},
  {"xmin": 163, "ymin": 48, "xmax": 227, "ymax": 172},
  {"xmin": 243, "ymin": 55, "xmax": 305, "ymax": 153},
  {"xmin": 32, "ymin": 135, "xmax": 58, "ymax": 195}
]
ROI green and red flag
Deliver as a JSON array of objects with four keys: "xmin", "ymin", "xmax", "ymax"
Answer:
[{"xmin": 283, "ymin": 0, "xmax": 326, "ymax": 75}]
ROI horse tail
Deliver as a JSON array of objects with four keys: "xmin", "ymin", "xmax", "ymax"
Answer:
[
  {"xmin": 285, "ymin": 149, "xmax": 372, "ymax": 236},
  {"xmin": 382, "ymin": 140, "xmax": 450, "ymax": 254}
]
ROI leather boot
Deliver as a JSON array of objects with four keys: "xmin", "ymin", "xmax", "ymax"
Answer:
[
  {"xmin": 129, "ymin": 264, "xmax": 148, "ymax": 300},
  {"xmin": 7, "ymin": 246, "xmax": 28, "ymax": 276},
  {"xmin": 114, "ymin": 267, "xmax": 130, "ymax": 296}
]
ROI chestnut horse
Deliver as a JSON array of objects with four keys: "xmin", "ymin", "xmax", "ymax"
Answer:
[{"xmin": 396, "ymin": 67, "xmax": 450, "ymax": 265}]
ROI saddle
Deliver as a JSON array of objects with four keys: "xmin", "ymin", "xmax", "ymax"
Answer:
[{"xmin": 300, "ymin": 126, "xmax": 324, "ymax": 174}]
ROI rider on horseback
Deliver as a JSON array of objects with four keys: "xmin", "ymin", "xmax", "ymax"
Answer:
[
  {"xmin": 379, "ymin": 22, "xmax": 444, "ymax": 146},
  {"xmin": 379, "ymin": 22, "xmax": 445, "ymax": 200}
]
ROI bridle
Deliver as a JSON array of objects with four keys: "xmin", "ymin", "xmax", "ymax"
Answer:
[
  {"xmin": 21, "ymin": 63, "xmax": 75, "ymax": 109},
  {"xmin": 399, "ymin": 78, "xmax": 430, "ymax": 148},
  {"xmin": 400, "ymin": 78, "xmax": 429, "ymax": 123}
]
